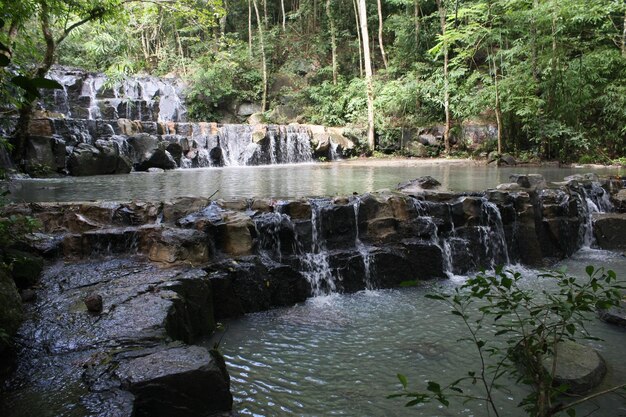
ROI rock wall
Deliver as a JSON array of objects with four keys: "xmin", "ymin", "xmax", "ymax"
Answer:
[
  {"xmin": 7, "ymin": 173, "xmax": 613, "ymax": 310},
  {"xmin": 16, "ymin": 118, "xmax": 355, "ymax": 175},
  {"xmin": 4, "ymin": 66, "xmax": 356, "ymax": 175}
]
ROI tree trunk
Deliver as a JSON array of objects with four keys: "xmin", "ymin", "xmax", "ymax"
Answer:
[
  {"xmin": 492, "ymin": 53, "xmax": 503, "ymax": 154},
  {"xmin": 414, "ymin": 0, "xmax": 420, "ymax": 47},
  {"xmin": 252, "ymin": 0, "xmax": 268, "ymax": 112},
  {"xmin": 357, "ymin": 0, "xmax": 375, "ymax": 151},
  {"xmin": 353, "ymin": 0, "xmax": 364, "ymax": 77},
  {"xmin": 436, "ymin": 0, "xmax": 451, "ymax": 154},
  {"xmin": 12, "ymin": 2, "xmax": 56, "ymax": 165},
  {"xmin": 326, "ymin": 0, "xmax": 338, "ymax": 84},
  {"xmin": 531, "ymin": 0, "xmax": 539, "ymax": 83},
  {"xmin": 263, "ymin": 0, "xmax": 268, "ymax": 28},
  {"xmin": 248, "ymin": 0, "xmax": 253, "ymax": 56},
  {"xmin": 376, "ymin": 0, "xmax": 388, "ymax": 69},
  {"xmin": 622, "ymin": 10, "xmax": 626, "ymax": 57},
  {"xmin": 281, "ymin": 0, "xmax": 286, "ymax": 30}
]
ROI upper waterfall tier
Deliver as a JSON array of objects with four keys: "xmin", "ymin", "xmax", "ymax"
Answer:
[{"xmin": 43, "ymin": 66, "xmax": 187, "ymax": 122}]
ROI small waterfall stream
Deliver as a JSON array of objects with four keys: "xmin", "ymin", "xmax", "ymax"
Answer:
[
  {"xmin": 300, "ymin": 200, "xmax": 336, "ymax": 296},
  {"xmin": 353, "ymin": 197, "xmax": 374, "ymax": 290}
]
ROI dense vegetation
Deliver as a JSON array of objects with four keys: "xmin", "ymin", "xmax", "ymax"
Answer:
[{"xmin": 1, "ymin": 0, "xmax": 625, "ymax": 161}]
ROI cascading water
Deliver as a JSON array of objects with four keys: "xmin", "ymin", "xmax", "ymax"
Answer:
[
  {"xmin": 300, "ymin": 200, "xmax": 336, "ymax": 296},
  {"xmin": 580, "ymin": 183, "xmax": 614, "ymax": 247},
  {"xmin": 480, "ymin": 199, "xmax": 511, "ymax": 268},
  {"xmin": 412, "ymin": 199, "xmax": 456, "ymax": 277},
  {"xmin": 353, "ymin": 197, "xmax": 374, "ymax": 289}
]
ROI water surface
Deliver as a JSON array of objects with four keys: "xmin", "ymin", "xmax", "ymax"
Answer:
[
  {"xmin": 8, "ymin": 160, "xmax": 623, "ymax": 202},
  {"xmin": 209, "ymin": 249, "xmax": 626, "ymax": 417}
]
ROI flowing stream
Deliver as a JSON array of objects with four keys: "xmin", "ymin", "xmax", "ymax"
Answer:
[{"xmin": 207, "ymin": 250, "xmax": 626, "ymax": 417}]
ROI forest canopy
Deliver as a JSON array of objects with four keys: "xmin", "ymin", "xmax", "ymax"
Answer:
[{"xmin": 2, "ymin": 0, "xmax": 626, "ymax": 161}]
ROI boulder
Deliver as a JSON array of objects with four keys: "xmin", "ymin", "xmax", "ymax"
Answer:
[
  {"xmin": 598, "ymin": 300, "xmax": 626, "ymax": 327},
  {"xmin": 127, "ymin": 133, "xmax": 159, "ymax": 163},
  {"xmin": 237, "ymin": 102, "xmax": 262, "ymax": 117},
  {"xmin": 404, "ymin": 141, "xmax": 429, "ymax": 157},
  {"xmin": 5, "ymin": 249, "xmax": 44, "ymax": 289},
  {"xmin": 247, "ymin": 112, "xmax": 265, "ymax": 125},
  {"xmin": 162, "ymin": 197, "xmax": 210, "ymax": 224},
  {"xmin": 267, "ymin": 104, "xmax": 298, "ymax": 124},
  {"xmin": 542, "ymin": 340, "xmax": 606, "ymax": 394},
  {"xmin": 218, "ymin": 212, "xmax": 254, "ymax": 256},
  {"xmin": 24, "ymin": 135, "xmax": 66, "ymax": 174},
  {"xmin": 67, "ymin": 142, "xmax": 132, "ymax": 176},
  {"xmin": 592, "ymin": 213, "xmax": 626, "ymax": 250},
  {"xmin": 611, "ymin": 189, "xmax": 626, "ymax": 212},
  {"xmin": 137, "ymin": 148, "xmax": 177, "ymax": 171},
  {"xmin": 418, "ymin": 133, "xmax": 440, "ymax": 147},
  {"xmin": 147, "ymin": 228, "xmax": 210, "ymax": 264},
  {"xmin": 115, "ymin": 345, "xmax": 232, "ymax": 417},
  {"xmin": 397, "ymin": 176, "xmax": 441, "ymax": 193},
  {"xmin": 510, "ymin": 174, "xmax": 546, "ymax": 189}
]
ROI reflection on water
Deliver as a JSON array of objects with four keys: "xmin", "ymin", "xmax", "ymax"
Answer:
[
  {"xmin": 209, "ymin": 249, "xmax": 626, "ymax": 417},
  {"xmin": 7, "ymin": 160, "xmax": 624, "ymax": 202}
]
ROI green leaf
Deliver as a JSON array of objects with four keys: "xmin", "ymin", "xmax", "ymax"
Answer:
[
  {"xmin": 427, "ymin": 381, "xmax": 441, "ymax": 393},
  {"xmin": 397, "ymin": 373, "xmax": 408, "ymax": 389},
  {"xmin": 566, "ymin": 408, "xmax": 576, "ymax": 417},
  {"xmin": 425, "ymin": 293, "xmax": 447, "ymax": 300},
  {"xmin": 585, "ymin": 265, "xmax": 594, "ymax": 277}
]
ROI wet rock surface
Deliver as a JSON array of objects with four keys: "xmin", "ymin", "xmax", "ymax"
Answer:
[
  {"xmin": 593, "ymin": 213, "xmax": 626, "ymax": 250},
  {"xmin": 542, "ymin": 340, "xmax": 607, "ymax": 394},
  {"xmin": 1, "ymin": 258, "xmax": 230, "ymax": 417}
]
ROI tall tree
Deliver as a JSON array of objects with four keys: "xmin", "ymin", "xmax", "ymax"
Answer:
[
  {"xmin": 10, "ymin": 0, "xmax": 120, "ymax": 166},
  {"xmin": 252, "ymin": 0, "xmax": 268, "ymax": 111},
  {"xmin": 376, "ymin": 0, "xmax": 388, "ymax": 69},
  {"xmin": 435, "ymin": 0, "xmax": 451, "ymax": 154},
  {"xmin": 326, "ymin": 0, "xmax": 338, "ymax": 84},
  {"xmin": 357, "ymin": 0, "xmax": 375, "ymax": 150}
]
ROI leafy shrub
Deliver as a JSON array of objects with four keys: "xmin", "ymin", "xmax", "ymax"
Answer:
[
  {"xmin": 185, "ymin": 40, "xmax": 262, "ymax": 121},
  {"xmin": 392, "ymin": 266, "xmax": 626, "ymax": 417}
]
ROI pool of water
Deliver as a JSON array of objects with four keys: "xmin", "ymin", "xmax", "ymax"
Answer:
[
  {"xmin": 208, "ymin": 248, "xmax": 626, "ymax": 417},
  {"xmin": 7, "ymin": 160, "xmax": 624, "ymax": 203}
]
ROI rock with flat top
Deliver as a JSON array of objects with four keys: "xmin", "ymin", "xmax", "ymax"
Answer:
[{"xmin": 542, "ymin": 340, "xmax": 606, "ymax": 394}]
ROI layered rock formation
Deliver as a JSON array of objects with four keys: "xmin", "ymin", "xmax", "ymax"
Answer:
[
  {"xmin": 2, "ymin": 67, "xmax": 357, "ymax": 176},
  {"xmin": 0, "ymin": 173, "xmax": 620, "ymax": 416}
]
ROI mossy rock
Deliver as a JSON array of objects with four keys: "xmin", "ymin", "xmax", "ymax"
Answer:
[{"xmin": 7, "ymin": 249, "xmax": 44, "ymax": 289}]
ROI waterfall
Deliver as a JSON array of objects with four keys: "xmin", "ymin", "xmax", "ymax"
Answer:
[
  {"xmin": 580, "ymin": 183, "xmax": 614, "ymax": 248},
  {"xmin": 412, "ymin": 199, "xmax": 455, "ymax": 277},
  {"xmin": 480, "ymin": 199, "xmax": 510, "ymax": 268},
  {"xmin": 254, "ymin": 211, "xmax": 295, "ymax": 262},
  {"xmin": 81, "ymin": 75, "xmax": 104, "ymax": 120},
  {"xmin": 353, "ymin": 197, "xmax": 374, "ymax": 290},
  {"xmin": 301, "ymin": 200, "xmax": 336, "ymax": 296}
]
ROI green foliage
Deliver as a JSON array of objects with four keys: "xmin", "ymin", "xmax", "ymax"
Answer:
[
  {"xmin": 185, "ymin": 39, "xmax": 262, "ymax": 121},
  {"xmin": 391, "ymin": 266, "xmax": 626, "ymax": 417}
]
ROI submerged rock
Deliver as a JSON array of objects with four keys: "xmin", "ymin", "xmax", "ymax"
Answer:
[
  {"xmin": 542, "ymin": 340, "xmax": 607, "ymax": 394},
  {"xmin": 598, "ymin": 301, "xmax": 626, "ymax": 327}
]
